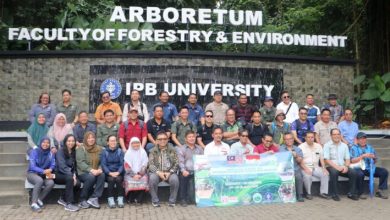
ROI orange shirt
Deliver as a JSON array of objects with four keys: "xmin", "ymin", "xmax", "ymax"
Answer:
[{"xmin": 94, "ymin": 101, "xmax": 122, "ymax": 122}]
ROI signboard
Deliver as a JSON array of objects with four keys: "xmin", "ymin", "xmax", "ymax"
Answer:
[
  {"xmin": 194, "ymin": 152, "xmax": 296, "ymax": 207},
  {"xmin": 89, "ymin": 65, "xmax": 283, "ymax": 113}
]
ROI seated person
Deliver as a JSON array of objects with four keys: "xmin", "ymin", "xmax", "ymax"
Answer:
[
  {"xmin": 253, "ymin": 134, "xmax": 279, "ymax": 154},
  {"xmin": 230, "ymin": 130, "xmax": 254, "ymax": 155},
  {"xmin": 204, "ymin": 127, "xmax": 230, "ymax": 156}
]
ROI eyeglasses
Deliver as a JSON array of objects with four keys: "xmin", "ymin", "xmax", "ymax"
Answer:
[
  {"xmin": 264, "ymin": 140, "xmax": 273, "ymax": 143},
  {"xmin": 157, "ymin": 138, "xmax": 168, "ymax": 141},
  {"xmin": 283, "ymin": 96, "xmax": 290, "ymax": 99},
  {"xmin": 241, "ymin": 135, "xmax": 248, "ymax": 137},
  {"xmin": 102, "ymin": 96, "xmax": 110, "ymax": 99},
  {"xmin": 205, "ymin": 115, "xmax": 213, "ymax": 118}
]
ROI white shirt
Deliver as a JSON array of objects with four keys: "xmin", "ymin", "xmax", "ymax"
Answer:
[
  {"xmin": 299, "ymin": 142, "xmax": 323, "ymax": 169},
  {"xmin": 204, "ymin": 141, "xmax": 230, "ymax": 156},
  {"xmin": 276, "ymin": 101, "xmax": 299, "ymax": 124},
  {"xmin": 122, "ymin": 102, "xmax": 149, "ymax": 123}
]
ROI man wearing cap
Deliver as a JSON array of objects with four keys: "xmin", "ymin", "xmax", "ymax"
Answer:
[
  {"xmin": 338, "ymin": 109, "xmax": 359, "ymax": 147},
  {"xmin": 205, "ymin": 91, "xmax": 229, "ymax": 126},
  {"xmin": 314, "ymin": 109, "xmax": 338, "ymax": 146},
  {"xmin": 269, "ymin": 109, "xmax": 291, "ymax": 145},
  {"xmin": 119, "ymin": 107, "xmax": 148, "ymax": 152},
  {"xmin": 259, "ymin": 96, "xmax": 276, "ymax": 126},
  {"xmin": 322, "ymin": 94, "xmax": 344, "ymax": 123},
  {"xmin": 304, "ymin": 94, "xmax": 321, "ymax": 125},
  {"xmin": 231, "ymin": 93, "xmax": 257, "ymax": 126},
  {"xmin": 350, "ymin": 132, "xmax": 388, "ymax": 199},
  {"xmin": 276, "ymin": 91, "xmax": 299, "ymax": 124}
]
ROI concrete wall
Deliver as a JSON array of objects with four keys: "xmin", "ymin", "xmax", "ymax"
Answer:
[{"xmin": 0, "ymin": 52, "xmax": 355, "ymax": 121}]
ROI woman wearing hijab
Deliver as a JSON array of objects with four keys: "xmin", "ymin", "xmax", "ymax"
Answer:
[
  {"xmin": 27, "ymin": 113, "xmax": 49, "ymax": 154},
  {"xmin": 101, "ymin": 135, "xmax": 125, "ymax": 208},
  {"xmin": 47, "ymin": 113, "xmax": 73, "ymax": 149},
  {"xmin": 124, "ymin": 137, "xmax": 149, "ymax": 205},
  {"xmin": 76, "ymin": 131, "xmax": 104, "ymax": 209},
  {"xmin": 54, "ymin": 134, "xmax": 81, "ymax": 212},
  {"xmin": 27, "ymin": 136, "xmax": 55, "ymax": 213}
]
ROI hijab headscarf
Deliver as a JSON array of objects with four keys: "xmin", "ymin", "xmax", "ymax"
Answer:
[
  {"xmin": 82, "ymin": 131, "xmax": 101, "ymax": 169},
  {"xmin": 124, "ymin": 137, "xmax": 148, "ymax": 174},
  {"xmin": 52, "ymin": 113, "xmax": 72, "ymax": 143},
  {"xmin": 36, "ymin": 136, "xmax": 52, "ymax": 168},
  {"xmin": 27, "ymin": 112, "xmax": 49, "ymax": 146}
]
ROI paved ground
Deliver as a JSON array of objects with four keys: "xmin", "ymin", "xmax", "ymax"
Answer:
[{"xmin": 0, "ymin": 196, "xmax": 389, "ymax": 220}]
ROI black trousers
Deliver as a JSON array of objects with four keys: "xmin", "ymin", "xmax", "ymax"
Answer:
[
  {"xmin": 327, "ymin": 167, "xmax": 359, "ymax": 196},
  {"xmin": 54, "ymin": 173, "xmax": 81, "ymax": 204},
  {"xmin": 127, "ymin": 190, "xmax": 145, "ymax": 203},
  {"xmin": 106, "ymin": 175, "xmax": 124, "ymax": 197}
]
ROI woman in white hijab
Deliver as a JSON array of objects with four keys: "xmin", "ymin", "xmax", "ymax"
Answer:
[{"xmin": 124, "ymin": 137, "xmax": 149, "ymax": 205}]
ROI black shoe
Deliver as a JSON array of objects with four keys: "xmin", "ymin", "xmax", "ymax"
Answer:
[
  {"xmin": 347, "ymin": 194, "xmax": 359, "ymax": 201},
  {"xmin": 332, "ymin": 195, "xmax": 341, "ymax": 201},
  {"xmin": 180, "ymin": 201, "xmax": 188, "ymax": 207},
  {"xmin": 319, "ymin": 193, "xmax": 330, "ymax": 200},
  {"xmin": 305, "ymin": 194, "xmax": 313, "ymax": 200}
]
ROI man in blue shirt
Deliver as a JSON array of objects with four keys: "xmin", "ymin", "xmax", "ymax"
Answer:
[
  {"xmin": 73, "ymin": 111, "xmax": 97, "ymax": 146},
  {"xmin": 279, "ymin": 132, "xmax": 304, "ymax": 202},
  {"xmin": 350, "ymin": 132, "xmax": 388, "ymax": 199},
  {"xmin": 338, "ymin": 109, "xmax": 359, "ymax": 147},
  {"xmin": 291, "ymin": 107, "xmax": 314, "ymax": 145},
  {"xmin": 324, "ymin": 128, "xmax": 359, "ymax": 201},
  {"xmin": 151, "ymin": 91, "xmax": 178, "ymax": 125},
  {"xmin": 184, "ymin": 93, "xmax": 205, "ymax": 126}
]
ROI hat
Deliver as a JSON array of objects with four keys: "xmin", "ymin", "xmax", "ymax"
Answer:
[
  {"xmin": 356, "ymin": 132, "xmax": 367, "ymax": 139},
  {"xmin": 328, "ymin": 94, "xmax": 338, "ymax": 100},
  {"xmin": 129, "ymin": 107, "xmax": 138, "ymax": 112},
  {"xmin": 275, "ymin": 109, "xmax": 285, "ymax": 119},
  {"xmin": 214, "ymin": 91, "xmax": 222, "ymax": 96},
  {"xmin": 264, "ymin": 96, "xmax": 273, "ymax": 101}
]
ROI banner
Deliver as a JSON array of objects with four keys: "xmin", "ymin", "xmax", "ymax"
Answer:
[{"xmin": 194, "ymin": 152, "xmax": 296, "ymax": 207}]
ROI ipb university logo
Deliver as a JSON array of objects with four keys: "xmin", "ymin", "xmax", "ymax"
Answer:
[{"xmin": 100, "ymin": 78, "xmax": 122, "ymax": 99}]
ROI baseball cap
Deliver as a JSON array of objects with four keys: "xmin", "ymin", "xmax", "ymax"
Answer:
[
  {"xmin": 264, "ymin": 96, "xmax": 274, "ymax": 101},
  {"xmin": 356, "ymin": 132, "xmax": 367, "ymax": 139},
  {"xmin": 328, "ymin": 94, "xmax": 338, "ymax": 100},
  {"xmin": 214, "ymin": 91, "xmax": 222, "ymax": 96}
]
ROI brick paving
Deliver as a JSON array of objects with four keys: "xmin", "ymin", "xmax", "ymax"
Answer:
[{"xmin": 0, "ymin": 196, "xmax": 389, "ymax": 220}]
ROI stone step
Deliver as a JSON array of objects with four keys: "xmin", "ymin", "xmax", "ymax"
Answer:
[
  {"xmin": 0, "ymin": 163, "xmax": 27, "ymax": 177},
  {"xmin": 0, "ymin": 190, "xmax": 28, "ymax": 205},
  {"xmin": 374, "ymin": 148, "xmax": 390, "ymax": 157},
  {"xmin": 0, "ymin": 177, "xmax": 25, "ymax": 191},
  {"xmin": 0, "ymin": 153, "xmax": 26, "ymax": 164},
  {"xmin": 0, "ymin": 141, "xmax": 27, "ymax": 154}
]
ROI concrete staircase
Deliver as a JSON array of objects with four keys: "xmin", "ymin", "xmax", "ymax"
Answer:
[{"xmin": 0, "ymin": 139, "xmax": 28, "ymax": 205}]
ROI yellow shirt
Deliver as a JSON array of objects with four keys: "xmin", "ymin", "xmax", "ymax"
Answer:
[{"xmin": 94, "ymin": 101, "xmax": 122, "ymax": 122}]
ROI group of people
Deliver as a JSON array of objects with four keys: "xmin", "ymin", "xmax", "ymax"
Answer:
[{"xmin": 26, "ymin": 89, "xmax": 388, "ymax": 213}]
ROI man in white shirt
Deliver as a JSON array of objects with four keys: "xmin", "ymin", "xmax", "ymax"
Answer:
[
  {"xmin": 276, "ymin": 91, "xmax": 299, "ymax": 124},
  {"xmin": 122, "ymin": 90, "xmax": 149, "ymax": 123},
  {"xmin": 204, "ymin": 127, "xmax": 230, "ymax": 156}
]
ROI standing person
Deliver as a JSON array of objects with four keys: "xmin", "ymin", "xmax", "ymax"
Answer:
[
  {"xmin": 350, "ymin": 132, "xmax": 389, "ymax": 199},
  {"xmin": 231, "ymin": 93, "xmax": 257, "ymax": 126},
  {"xmin": 204, "ymin": 127, "xmax": 230, "ymax": 156},
  {"xmin": 171, "ymin": 106, "xmax": 197, "ymax": 147},
  {"xmin": 146, "ymin": 105, "xmax": 171, "ymax": 152},
  {"xmin": 245, "ymin": 111, "xmax": 269, "ymax": 146},
  {"xmin": 279, "ymin": 133, "xmax": 304, "ymax": 202},
  {"xmin": 205, "ymin": 91, "xmax": 229, "ymax": 126},
  {"xmin": 184, "ymin": 93, "xmax": 205, "ymax": 126},
  {"xmin": 122, "ymin": 90, "xmax": 149, "ymax": 123},
  {"xmin": 96, "ymin": 109, "xmax": 120, "ymax": 147},
  {"xmin": 338, "ymin": 109, "xmax": 359, "ymax": 148},
  {"xmin": 299, "ymin": 132, "xmax": 329, "ymax": 200},
  {"xmin": 197, "ymin": 110, "xmax": 219, "ymax": 148},
  {"xmin": 56, "ymin": 89, "xmax": 79, "ymax": 125},
  {"xmin": 29, "ymin": 92, "xmax": 56, "ymax": 127},
  {"xmin": 76, "ymin": 132, "xmax": 105, "ymax": 209},
  {"xmin": 259, "ymin": 96, "xmax": 276, "ymax": 125},
  {"xmin": 314, "ymin": 109, "xmax": 338, "ymax": 146},
  {"xmin": 230, "ymin": 130, "xmax": 254, "ymax": 155},
  {"xmin": 151, "ymin": 91, "xmax": 178, "ymax": 125},
  {"xmin": 304, "ymin": 94, "xmax": 321, "ymax": 125},
  {"xmin": 324, "ymin": 128, "xmax": 359, "ymax": 201},
  {"xmin": 322, "ymin": 94, "xmax": 344, "ymax": 123},
  {"xmin": 253, "ymin": 134, "xmax": 279, "ymax": 154},
  {"xmin": 55, "ymin": 134, "xmax": 81, "ymax": 212},
  {"xmin": 47, "ymin": 113, "xmax": 73, "ymax": 149},
  {"xmin": 101, "ymin": 135, "xmax": 125, "ymax": 208},
  {"xmin": 177, "ymin": 131, "xmax": 204, "ymax": 206},
  {"xmin": 119, "ymin": 107, "xmax": 148, "ymax": 152},
  {"xmin": 27, "ymin": 113, "xmax": 49, "ymax": 151},
  {"xmin": 94, "ymin": 91, "xmax": 122, "ymax": 124},
  {"xmin": 222, "ymin": 109, "xmax": 243, "ymax": 146},
  {"xmin": 268, "ymin": 110, "xmax": 291, "ymax": 145},
  {"xmin": 148, "ymin": 132, "xmax": 179, "ymax": 207},
  {"xmin": 276, "ymin": 91, "xmax": 299, "ymax": 124},
  {"xmin": 124, "ymin": 137, "xmax": 149, "ymax": 205},
  {"xmin": 291, "ymin": 107, "xmax": 314, "ymax": 145},
  {"xmin": 27, "ymin": 137, "xmax": 55, "ymax": 213},
  {"xmin": 73, "ymin": 111, "xmax": 96, "ymax": 146}
]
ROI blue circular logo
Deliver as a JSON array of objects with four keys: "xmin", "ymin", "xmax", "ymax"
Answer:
[{"xmin": 100, "ymin": 78, "xmax": 122, "ymax": 99}]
